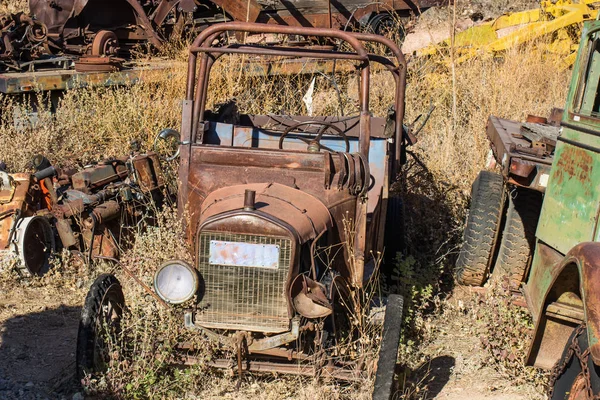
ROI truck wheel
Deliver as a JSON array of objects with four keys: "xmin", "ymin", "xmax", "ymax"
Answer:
[
  {"xmin": 455, "ymin": 171, "xmax": 505, "ymax": 286},
  {"xmin": 384, "ymin": 196, "xmax": 405, "ymax": 272},
  {"xmin": 494, "ymin": 188, "xmax": 542, "ymax": 290},
  {"xmin": 550, "ymin": 325, "xmax": 600, "ymax": 399},
  {"xmin": 372, "ymin": 294, "xmax": 404, "ymax": 400},
  {"xmin": 76, "ymin": 274, "xmax": 125, "ymax": 381}
]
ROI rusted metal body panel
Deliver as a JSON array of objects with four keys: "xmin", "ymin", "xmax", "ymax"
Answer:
[
  {"xmin": 0, "ymin": 174, "xmax": 36, "ymax": 250},
  {"xmin": 255, "ymin": 0, "xmax": 448, "ymax": 28},
  {"xmin": 536, "ymin": 138, "xmax": 600, "ymax": 254},
  {"xmin": 200, "ymin": 182, "xmax": 333, "ymax": 243},
  {"xmin": 525, "ymin": 243, "xmax": 600, "ymax": 369},
  {"xmin": 0, "ymin": 61, "xmax": 174, "ymax": 94},
  {"xmin": 486, "ymin": 115, "xmax": 555, "ymax": 192}
]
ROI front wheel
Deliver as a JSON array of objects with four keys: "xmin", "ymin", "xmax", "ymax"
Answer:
[
  {"xmin": 372, "ymin": 294, "xmax": 404, "ymax": 400},
  {"xmin": 76, "ymin": 274, "xmax": 125, "ymax": 381},
  {"xmin": 549, "ymin": 324, "xmax": 600, "ymax": 399}
]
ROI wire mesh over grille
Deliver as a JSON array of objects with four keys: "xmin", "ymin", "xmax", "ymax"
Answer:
[{"xmin": 196, "ymin": 231, "xmax": 292, "ymax": 332}]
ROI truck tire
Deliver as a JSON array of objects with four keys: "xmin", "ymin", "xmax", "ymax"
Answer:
[
  {"xmin": 76, "ymin": 274, "xmax": 125, "ymax": 381},
  {"xmin": 494, "ymin": 188, "xmax": 542, "ymax": 290},
  {"xmin": 550, "ymin": 325, "xmax": 600, "ymax": 399},
  {"xmin": 372, "ymin": 294, "xmax": 404, "ymax": 400},
  {"xmin": 455, "ymin": 171, "xmax": 505, "ymax": 286},
  {"xmin": 384, "ymin": 196, "xmax": 405, "ymax": 272}
]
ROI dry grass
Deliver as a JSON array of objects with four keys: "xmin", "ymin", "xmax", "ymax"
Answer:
[{"xmin": 0, "ymin": 0, "xmax": 26, "ymax": 13}]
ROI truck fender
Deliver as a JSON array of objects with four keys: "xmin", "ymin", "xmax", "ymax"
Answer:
[{"xmin": 527, "ymin": 242, "xmax": 600, "ymax": 368}]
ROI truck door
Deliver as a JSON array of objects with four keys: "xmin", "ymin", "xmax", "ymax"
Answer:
[{"xmin": 537, "ymin": 21, "xmax": 600, "ymax": 254}]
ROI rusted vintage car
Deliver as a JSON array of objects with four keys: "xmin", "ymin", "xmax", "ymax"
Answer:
[
  {"xmin": 456, "ymin": 19, "xmax": 600, "ymax": 399},
  {"xmin": 76, "ymin": 22, "xmax": 410, "ymax": 398},
  {"xmin": 0, "ymin": 152, "xmax": 166, "ymax": 275}
]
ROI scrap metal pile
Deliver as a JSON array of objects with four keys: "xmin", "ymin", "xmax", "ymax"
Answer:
[
  {"xmin": 0, "ymin": 152, "xmax": 167, "ymax": 275},
  {"xmin": 418, "ymin": 0, "xmax": 600, "ymax": 67},
  {"xmin": 0, "ymin": 0, "xmax": 223, "ymax": 72},
  {"xmin": 0, "ymin": 0, "xmax": 447, "ymax": 73}
]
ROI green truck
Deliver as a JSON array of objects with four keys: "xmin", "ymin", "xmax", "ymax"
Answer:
[{"xmin": 457, "ymin": 19, "xmax": 600, "ymax": 398}]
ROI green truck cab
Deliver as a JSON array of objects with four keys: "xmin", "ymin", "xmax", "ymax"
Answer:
[
  {"xmin": 524, "ymin": 20, "xmax": 600, "ymax": 397},
  {"xmin": 456, "ymin": 20, "xmax": 600, "ymax": 397}
]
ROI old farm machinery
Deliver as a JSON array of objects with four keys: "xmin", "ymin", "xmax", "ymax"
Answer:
[
  {"xmin": 0, "ymin": 0, "xmax": 447, "ymax": 72},
  {"xmin": 0, "ymin": 152, "xmax": 168, "ymax": 276}
]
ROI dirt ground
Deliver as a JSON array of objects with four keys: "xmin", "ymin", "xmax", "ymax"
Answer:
[
  {"xmin": 0, "ymin": 279, "xmax": 86, "ymax": 399},
  {"xmin": 0, "ymin": 278, "xmax": 544, "ymax": 399},
  {"xmin": 418, "ymin": 288, "xmax": 543, "ymax": 400}
]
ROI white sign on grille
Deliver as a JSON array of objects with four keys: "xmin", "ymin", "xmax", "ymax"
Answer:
[{"xmin": 209, "ymin": 240, "xmax": 280, "ymax": 269}]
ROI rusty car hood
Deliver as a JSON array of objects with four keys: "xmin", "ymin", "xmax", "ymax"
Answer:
[{"xmin": 200, "ymin": 182, "xmax": 333, "ymax": 243}]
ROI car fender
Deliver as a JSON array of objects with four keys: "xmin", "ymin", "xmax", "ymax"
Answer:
[{"xmin": 527, "ymin": 242, "xmax": 600, "ymax": 368}]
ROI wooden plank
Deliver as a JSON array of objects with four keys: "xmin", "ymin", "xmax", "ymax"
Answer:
[{"xmin": 521, "ymin": 123, "xmax": 560, "ymax": 146}]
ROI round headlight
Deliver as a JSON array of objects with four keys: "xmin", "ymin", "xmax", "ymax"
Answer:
[{"xmin": 154, "ymin": 260, "xmax": 198, "ymax": 304}]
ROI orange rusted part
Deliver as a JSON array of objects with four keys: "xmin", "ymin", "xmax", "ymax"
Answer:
[
  {"xmin": 0, "ymin": 173, "xmax": 41, "ymax": 250},
  {"xmin": 526, "ymin": 114, "xmax": 548, "ymax": 124},
  {"xmin": 526, "ymin": 243, "xmax": 600, "ymax": 368},
  {"xmin": 568, "ymin": 373, "xmax": 588, "ymax": 400},
  {"xmin": 39, "ymin": 178, "xmax": 52, "ymax": 210}
]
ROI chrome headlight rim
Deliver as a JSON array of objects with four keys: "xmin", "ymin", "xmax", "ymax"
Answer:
[{"xmin": 153, "ymin": 260, "xmax": 198, "ymax": 304}]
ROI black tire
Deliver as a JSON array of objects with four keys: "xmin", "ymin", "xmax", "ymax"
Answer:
[
  {"xmin": 550, "ymin": 325, "xmax": 600, "ymax": 399},
  {"xmin": 367, "ymin": 13, "xmax": 406, "ymax": 42},
  {"xmin": 494, "ymin": 188, "xmax": 543, "ymax": 290},
  {"xmin": 384, "ymin": 196, "xmax": 405, "ymax": 272},
  {"xmin": 455, "ymin": 171, "xmax": 505, "ymax": 286},
  {"xmin": 372, "ymin": 294, "xmax": 404, "ymax": 400},
  {"xmin": 76, "ymin": 273, "xmax": 125, "ymax": 381}
]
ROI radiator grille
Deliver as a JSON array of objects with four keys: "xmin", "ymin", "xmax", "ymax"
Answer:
[{"xmin": 197, "ymin": 231, "xmax": 292, "ymax": 332}]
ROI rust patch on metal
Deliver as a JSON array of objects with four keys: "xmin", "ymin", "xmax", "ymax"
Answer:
[{"xmin": 554, "ymin": 145, "xmax": 593, "ymax": 187}]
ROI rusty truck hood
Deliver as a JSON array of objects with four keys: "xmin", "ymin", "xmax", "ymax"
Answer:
[{"xmin": 200, "ymin": 182, "xmax": 332, "ymax": 243}]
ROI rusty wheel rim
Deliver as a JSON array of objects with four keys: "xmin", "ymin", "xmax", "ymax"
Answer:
[
  {"xmin": 568, "ymin": 373, "xmax": 589, "ymax": 400},
  {"xmin": 91, "ymin": 30, "xmax": 118, "ymax": 56}
]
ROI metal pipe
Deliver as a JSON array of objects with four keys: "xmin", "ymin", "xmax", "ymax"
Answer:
[
  {"xmin": 190, "ymin": 22, "xmax": 370, "ymax": 58},
  {"xmin": 183, "ymin": 357, "xmax": 363, "ymax": 381},
  {"xmin": 352, "ymin": 32, "xmax": 407, "ymax": 175},
  {"xmin": 197, "ymin": 54, "xmax": 216, "ymax": 132},
  {"xmin": 189, "ymin": 46, "xmax": 368, "ymax": 60},
  {"xmin": 186, "ymin": 22, "xmax": 372, "ymax": 134},
  {"xmin": 191, "ymin": 52, "xmax": 210, "ymax": 142},
  {"xmin": 243, "ymin": 189, "xmax": 256, "ymax": 210}
]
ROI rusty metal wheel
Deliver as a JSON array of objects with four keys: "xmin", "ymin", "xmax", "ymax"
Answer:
[
  {"xmin": 550, "ymin": 325, "xmax": 600, "ymax": 400},
  {"xmin": 91, "ymin": 30, "xmax": 118, "ymax": 56},
  {"xmin": 76, "ymin": 274, "xmax": 125, "ymax": 381},
  {"xmin": 372, "ymin": 294, "xmax": 403, "ymax": 400}
]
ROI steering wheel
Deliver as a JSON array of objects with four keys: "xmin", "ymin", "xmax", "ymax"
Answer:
[{"xmin": 278, "ymin": 121, "xmax": 350, "ymax": 153}]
